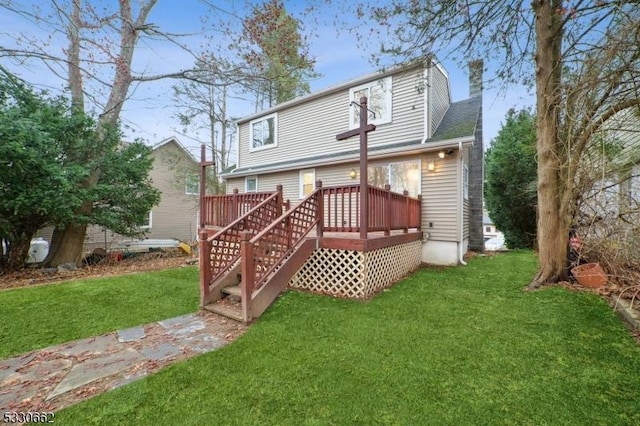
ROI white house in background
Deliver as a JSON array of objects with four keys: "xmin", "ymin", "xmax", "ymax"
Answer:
[
  {"xmin": 483, "ymin": 212, "xmax": 504, "ymax": 241},
  {"xmin": 221, "ymin": 58, "xmax": 485, "ymax": 265}
]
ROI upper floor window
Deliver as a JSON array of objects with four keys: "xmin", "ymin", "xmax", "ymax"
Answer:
[
  {"xmin": 349, "ymin": 76, "xmax": 392, "ymax": 129},
  {"xmin": 250, "ymin": 113, "xmax": 277, "ymax": 151}
]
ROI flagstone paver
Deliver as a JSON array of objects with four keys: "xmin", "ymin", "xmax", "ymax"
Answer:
[{"xmin": 0, "ymin": 312, "xmax": 246, "ymax": 412}]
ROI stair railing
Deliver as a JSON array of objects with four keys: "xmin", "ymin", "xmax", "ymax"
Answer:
[{"xmin": 199, "ymin": 186, "xmax": 283, "ymax": 305}]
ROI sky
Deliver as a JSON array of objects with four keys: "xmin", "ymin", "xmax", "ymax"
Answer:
[{"xmin": 1, "ymin": 0, "xmax": 535, "ymax": 159}]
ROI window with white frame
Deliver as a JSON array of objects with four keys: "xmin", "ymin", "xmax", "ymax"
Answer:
[
  {"xmin": 463, "ymin": 164, "xmax": 469, "ymax": 200},
  {"xmin": 299, "ymin": 169, "xmax": 315, "ymax": 198},
  {"xmin": 140, "ymin": 211, "xmax": 152, "ymax": 230},
  {"xmin": 349, "ymin": 76, "xmax": 392, "ymax": 129},
  {"xmin": 250, "ymin": 113, "xmax": 277, "ymax": 151},
  {"xmin": 245, "ymin": 176, "xmax": 258, "ymax": 192},
  {"xmin": 368, "ymin": 160, "xmax": 420, "ymax": 197},
  {"xmin": 185, "ymin": 173, "xmax": 199, "ymax": 195}
]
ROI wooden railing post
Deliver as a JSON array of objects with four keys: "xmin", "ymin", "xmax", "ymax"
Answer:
[
  {"xmin": 199, "ymin": 229, "xmax": 211, "ymax": 306},
  {"xmin": 232, "ymin": 188, "xmax": 239, "ymax": 222},
  {"xmin": 276, "ymin": 184, "xmax": 283, "ymax": 215},
  {"xmin": 403, "ymin": 190, "xmax": 409, "ymax": 233},
  {"xmin": 384, "ymin": 184, "xmax": 391, "ymax": 236},
  {"xmin": 316, "ymin": 180, "xmax": 324, "ymax": 237},
  {"xmin": 417, "ymin": 194, "xmax": 423, "ymax": 231},
  {"xmin": 240, "ymin": 231, "xmax": 254, "ymax": 323}
]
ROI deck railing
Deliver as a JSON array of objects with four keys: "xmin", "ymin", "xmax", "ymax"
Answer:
[
  {"xmin": 201, "ymin": 189, "xmax": 276, "ymax": 228},
  {"xmin": 318, "ymin": 182, "xmax": 421, "ymax": 236}
]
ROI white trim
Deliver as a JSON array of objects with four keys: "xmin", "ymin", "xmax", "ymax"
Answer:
[
  {"xmin": 249, "ymin": 113, "xmax": 278, "ymax": 152},
  {"xmin": 463, "ymin": 164, "xmax": 469, "ymax": 200},
  {"xmin": 152, "ymin": 136, "xmax": 198, "ymax": 163},
  {"xmin": 245, "ymin": 175, "xmax": 258, "ymax": 192},
  {"xmin": 234, "ymin": 122, "xmax": 240, "ymax": 169},
  {"xmin": 299, "ymin": 169, "xmax": 316, "ymax": 199},
  {"xmin": 349, "ymin": 76, "xmax": 393, "ymax": 129}
]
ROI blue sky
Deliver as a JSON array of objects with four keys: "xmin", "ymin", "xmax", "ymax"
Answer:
[{"xmin": 1, "ymin": 0, "xmax": 535, "ymax": 157}]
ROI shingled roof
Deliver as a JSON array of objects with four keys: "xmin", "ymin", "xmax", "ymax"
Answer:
[{"xmin": 428, "ymin": 97, "xmax": 481, "ymax": 143}]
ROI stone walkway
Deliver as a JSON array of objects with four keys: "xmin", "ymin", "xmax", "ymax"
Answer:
[{"xmin": 0, "ymin": 312, "xmax": 246, "ymax": 413}]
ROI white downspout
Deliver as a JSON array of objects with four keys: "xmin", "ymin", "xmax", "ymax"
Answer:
[{"xmin": 458, "ymin": 141, "xmax": 467, "ymax": 265}]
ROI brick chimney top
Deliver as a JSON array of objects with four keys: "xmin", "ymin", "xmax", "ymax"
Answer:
[{"xmin": 469, "ymin": 59, "xmax": 483, "ymax": 98}]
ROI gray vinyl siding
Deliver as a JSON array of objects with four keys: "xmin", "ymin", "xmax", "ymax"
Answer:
[
  {"xmin": 431, "ymin": 65, "xmax": 450, "ymax": 135},
  {"xmin": 463, "ymin": 147, "xmax": 471, "ymax": 239},
  {"xmin": 238, "ymin": 68, "xmax": 426, "ymax": 170},
  {"xmin": 145, "ymin": 142, "xmax": 200, "ymax": 242},
  {"xmin": 422, "ymin": 152, "xmax": 459, "ymax": 241}
]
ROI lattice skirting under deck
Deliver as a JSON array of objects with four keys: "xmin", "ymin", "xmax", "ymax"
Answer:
[{"xmin": 289, "ymin": 240, "xmax": 422, "ymax": 299}]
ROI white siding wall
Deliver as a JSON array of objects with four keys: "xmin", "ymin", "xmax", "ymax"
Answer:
[
  {"xmin": 237, "ymin": 68, "xmax": 426, "ymax": 169},
  {"xmin": 422, "ymin": 152, "xmax": 459, "ymax": 241}
]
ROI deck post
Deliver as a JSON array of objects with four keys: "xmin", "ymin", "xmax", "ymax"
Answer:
[
  {"xmin": 384, "ymin": 184, "xmax": 391, "ymax": 236},
  {"xmin": 276, "ymin": 184, "xmax": 283, "ymax": 214},
  {"xmin": 403, "ymin": 190, "xmax": 409, "ymax": 233},
  {"xmin": 240, "ymin": 231, "xmax": 255, "ymax": 323},
  {"xmin": 199, "ymin": 229, "xmax": 211, "ymax": 306},
  {"xmin": 316, "ymin": 180, "xmax": 324, "ymax": 237},
  {"xmin": 199, "ymin": 144, "xmax": 213, "ymax": 228},
  {"xmin": 417, "ymin": 194, "xmax": 423, "ymax": 231},
  {"xmin": 232, "ymin": 188, "xmax": 239, "ymax": 223}
]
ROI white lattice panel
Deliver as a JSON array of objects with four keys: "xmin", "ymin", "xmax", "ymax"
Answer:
[
  {"xmin": 362, "ymin": 240, "xmax": 422, "ymax": 296},
  {"xmin": 289, "ymin": 249, "xmax": 365, "ymax": 298},
  {"xmin": 289, "ymin": 240, "xmax": 422, "ymax": 299}
]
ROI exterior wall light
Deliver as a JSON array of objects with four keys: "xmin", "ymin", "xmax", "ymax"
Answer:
[
  {"xmin": 349, "ymin": 168, "xmax": 357, "ymax": 179},
  {"xmin": 427, "ymin": 161, "xmax": 435, "ymax": 172}
]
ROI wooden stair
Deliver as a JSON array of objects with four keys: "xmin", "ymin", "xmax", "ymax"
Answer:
[{"xmin": 203, "ymin": 285, "xmax": 243, "ymax": 322}]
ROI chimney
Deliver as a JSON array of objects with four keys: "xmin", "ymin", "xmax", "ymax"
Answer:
[{"xmin": 469, "ymin": 59, "xmax": 483, "ymax": 98}]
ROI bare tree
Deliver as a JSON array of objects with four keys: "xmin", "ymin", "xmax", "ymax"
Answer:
[
  {"xmin": 364, "ymin": 0, "xmax": 640, "ymax": 286},
  {"xmin": 0, "ymin": 0, "xmax": 234, "ymax": 265}
]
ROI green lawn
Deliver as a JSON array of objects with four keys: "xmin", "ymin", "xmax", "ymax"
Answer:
[
  {"xmin": 56, "ymin": 251, "xmax": 640, "ymax": 425},
  {"xmin": 0, "ymin": 267, "xmax": 199, "ymax": 358}
]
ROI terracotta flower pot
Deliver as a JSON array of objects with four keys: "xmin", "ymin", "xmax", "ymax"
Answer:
[{"xmin": 571, "ymin": 262, "xmax": 608, "ymax": 288}]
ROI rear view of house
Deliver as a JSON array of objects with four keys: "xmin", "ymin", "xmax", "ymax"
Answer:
[{"xmin": 198, "ymin": 58, "xmax": 484, "ymax": 322}]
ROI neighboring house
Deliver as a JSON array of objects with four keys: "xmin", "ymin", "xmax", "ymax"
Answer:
[
  {"xmin": 221, "ymin": 59, "xmax": 484, "ymax": 265},
  {"xmin": 483, "ymin": 212, "xmax": 503, "ymax": 241},
  {"xmin": 35, "ymin": 136, "xmax": 200, "ymax": 254}
]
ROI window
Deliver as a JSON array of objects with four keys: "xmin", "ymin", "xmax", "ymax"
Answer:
[
  {"xmin": 349, "ymin": 76, "xmax": 392, "ymax": 129},
  {"xmin": 140, "ymin": 211, "xmax": 152, "ymax": 230},
  {"xmin": 299, "ymin": 169, "xmax": 315, "ymax": 198},
  {"xmin": 185, "ymin": 173, "xmax": 199, "ymax": 195},
  {"xmin": 368, "ymin": 160, "xmax": 420, "ymax": 197},
  {"xmin": 485, "ymin": 226, "xmax": 491, "ymax": 233},
  {"xmin": 250, "ymin": 113, "xmax": 277, "ymax": 151},
  {"xmin": 463, "ymin": 164, "xmax": 469, "ymax": 200},
  {"xmin": 245, "ymin": 176, "xmax": 258, "ymax": 192}
]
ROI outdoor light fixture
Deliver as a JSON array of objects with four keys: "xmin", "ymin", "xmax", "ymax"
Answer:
[
  {"xmin": 427, "ymin": 161, "xmax": 435, "ymax": 171},
  {"xmin": 438, "ymin": 149, "xmax": 455, "ymax": 158},
  {"xmin": 349, "ymin": 168, "xmax": 357, "ymax": 179}
]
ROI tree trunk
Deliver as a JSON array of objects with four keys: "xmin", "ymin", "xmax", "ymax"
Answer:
[
  {"xmin": 44, "ymin": 223, "xmax": 87, "ymax": 266},
  {"xmin": 6, "ymin": 235, "xmax": 31, "ymax": 272},
  {"xmin": 530, "ymin": 0, "xmax": 569, "ymax": 288}
]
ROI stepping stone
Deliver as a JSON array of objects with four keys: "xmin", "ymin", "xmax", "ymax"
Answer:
[
  {"xmin": 0, "ymin": 353, "xmax": 36, "ymax": 384},
  {"xmin": 179, "ymin": 334, "xmax": 224, "ymax": 354},
  {"xmin": 117, "ymin": 326, "xmax": 146, "ymax": 343},
  {"xmin": 109, "ymin": 369, "xmax": 148, "ymax": 391},
  {"xmin": 54, "ymin": 334, "xmax": 122, "ymax": 358},
  {"xmin": 140, "ymin": 342, "xmax": 182, "ymax": 361},
  {"xmin": 18, "ymin": 358, "xmax": 72, "ymax": 382},
  {"xmin": 0, "ymin": 381, "xmax": 41, "ymax": 411},
  {"xmin": 166, "ymin": 319, "xmax": 206, "ymax": 338},
  {"xmin": 158, "ymin": 314, "xmax": 197, "ymax": 329},
  {"xmin": 48, "ymin": 349, "xmax": 144, "ymax": 399}
]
